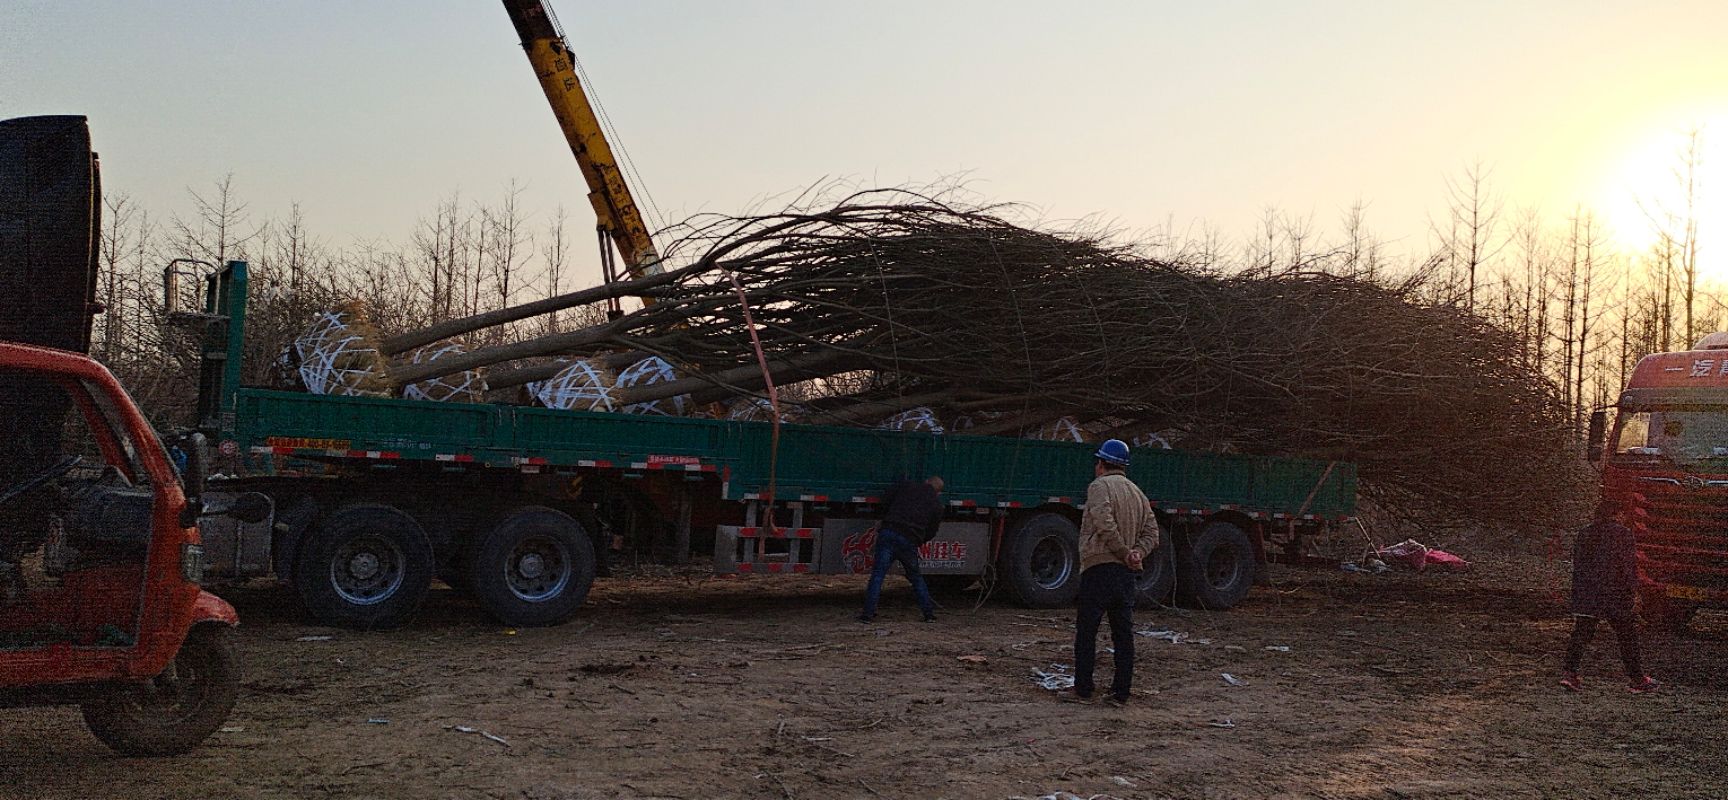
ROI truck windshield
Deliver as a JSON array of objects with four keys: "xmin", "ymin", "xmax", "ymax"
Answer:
[{"xmin": 1613, "ymin": 408, "xmax": 1728, "ymax": 462}]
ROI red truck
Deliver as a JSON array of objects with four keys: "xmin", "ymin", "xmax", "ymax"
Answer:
[
  {"xmin": 1592, "ymin": 334, "xmax": 1728, "ymax": 632},
  {"xmin": 0, "ymin": 340, "xmax": 268, "ymax": 755}
]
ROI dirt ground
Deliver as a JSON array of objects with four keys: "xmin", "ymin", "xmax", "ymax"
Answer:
[{"xmin": 3, "ymin": 537, "xmax": 1726, "ymax": 800}]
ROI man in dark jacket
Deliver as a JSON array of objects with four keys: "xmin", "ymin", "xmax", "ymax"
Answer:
[
  {"xmin": 1561, "ymin": 499, "xmax": 1659, "ymax": 693},
  {"xmin": 858, "ymin": 476, "xmax": 944, "ymax": 623}
]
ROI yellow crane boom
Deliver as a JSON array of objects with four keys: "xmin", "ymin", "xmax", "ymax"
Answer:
[{"xmin": 502, "ymin": 0, "xmax": 664, "ymax": 301}]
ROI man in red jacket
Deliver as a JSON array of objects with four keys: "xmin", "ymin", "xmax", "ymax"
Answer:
[{"xmin": 1561, "ymin": 498, "xmax": 1659, "ymax": 693}]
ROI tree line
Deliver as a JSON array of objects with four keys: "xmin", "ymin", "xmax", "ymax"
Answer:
[{"xmin": 90, "ymin": 131, "xmax": 1714, "ymax": 454}]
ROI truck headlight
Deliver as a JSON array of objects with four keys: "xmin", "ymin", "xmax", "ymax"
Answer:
[{"xmin": 181, "ymin": 543, "xmax": 205, "ymax": 584}]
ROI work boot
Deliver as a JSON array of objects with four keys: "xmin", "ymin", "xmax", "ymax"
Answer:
[
  {"xmin": 1559, "ymin": 673, "xmax": 1582, "ymax": 692},
  {"xmin": 1060, "ymin": 690, "xmax": 1095, "ymax": 704},
  {"xmin": 922, "ymin": 612, "xmax": 937, "ymax": 623},
  {"xmin": 1628, "ymin": 676, "xmax": 1660, "ymax": 694},
  {"xmin": 856, "ymin": 613, "xmax": 874, "ymax": 624}
]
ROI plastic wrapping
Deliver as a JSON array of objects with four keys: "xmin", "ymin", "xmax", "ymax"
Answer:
[
  {"xmin": 879, "ymin": 406, "xmax": 944, "ymax": 434},
  {"xmin": 1029, "ymin": 416, "xmax": 1085, "ymax": 442},
  {"xmin": 724, "ymin": 396, "xmax": 803, "ymax": 423},
  {"xmin": 615, "ymin": 356, "xmax": 687, "ymax": 416},
  {"xmin": 529, "ymin": 358, "xmax": 618, "ymax": 411},
  {"xmin": 293, "ymin": 302, "xmax": 392, "ymax": 397},
  {"xmin": 1132, "ymin": 432, "xmax": 1173, "ymax": 450},
  {"xmin": 401, "ymin": 342, "xmax": 487, "ymax": 403}
]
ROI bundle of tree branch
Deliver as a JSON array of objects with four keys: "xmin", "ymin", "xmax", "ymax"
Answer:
[{"xmin": 296, "ymin": 189, "xmax": 1585, "ymax": 531}]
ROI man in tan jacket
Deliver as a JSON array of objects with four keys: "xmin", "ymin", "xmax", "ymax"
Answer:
[{"xmin": 1068, "ymin": 439, "xmax": 1160, "ymax": 706}]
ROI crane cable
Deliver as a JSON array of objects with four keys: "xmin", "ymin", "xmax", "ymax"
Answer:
[{"xmin": 539, "ymin": 1, "xmax": 671, "ymax": 240}]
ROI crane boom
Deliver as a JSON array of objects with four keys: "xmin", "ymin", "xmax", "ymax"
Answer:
[{"xmin": 502, "ymin": 0, "xmax": 663, "ymax": 289}]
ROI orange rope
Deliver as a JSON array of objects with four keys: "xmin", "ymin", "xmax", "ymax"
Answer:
[{"xmin": 729, "ymin": 270, "xmax": 781, "ymax": 531}]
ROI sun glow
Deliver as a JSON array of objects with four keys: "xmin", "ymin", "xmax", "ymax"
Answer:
[{"xmin": 1595, "ymin": 114, "xmax": 1728, "ymax": 282}]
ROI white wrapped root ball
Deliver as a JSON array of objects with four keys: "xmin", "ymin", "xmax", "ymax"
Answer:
[{"xmin": 401, "ymin": 342, "xmax": 487, "ymax": 403}]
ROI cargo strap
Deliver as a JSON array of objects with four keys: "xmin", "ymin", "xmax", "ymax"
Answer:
[{"xmin": 728, "ymin": 269, "xmax": 782, "ymax": 521}]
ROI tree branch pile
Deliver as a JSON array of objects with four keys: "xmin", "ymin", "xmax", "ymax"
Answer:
[{"xmin": 289, "ymin": 189, "xmax": 1587, "ymax": 531}]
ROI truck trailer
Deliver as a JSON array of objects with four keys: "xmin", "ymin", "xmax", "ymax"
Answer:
[{"xmin": 179, "ymin": 262, "xmax": 1357, "ymax": 630}]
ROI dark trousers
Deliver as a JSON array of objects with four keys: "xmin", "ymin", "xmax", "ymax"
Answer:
[
  {"xmin": 861, "ymin": 528, "xmax": 935, "ymax": 618},
  {"xmin": 1564, "ymin": 613, "xmax": 1643, "ymax": 680},
  {"xmin": 1074, "ymin": 563, "xmax": 1136, "ymax": 700}
]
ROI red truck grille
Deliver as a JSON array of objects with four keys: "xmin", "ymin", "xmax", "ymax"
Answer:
[{"xmin": 1625, "ymin": 477, "xmax": 1728, "ymax": 590}]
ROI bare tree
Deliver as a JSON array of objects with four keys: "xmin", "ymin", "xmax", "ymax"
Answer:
[
  {"xmin": 167, "ymin": 174, "xmax": 259, "ymax": 268},
  {"xmin": 1434, "ymin": 162, "xmax": 1505, "ymax": 312}
]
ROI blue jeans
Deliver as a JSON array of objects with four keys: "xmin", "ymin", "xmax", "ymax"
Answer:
[
  {"xmin": 861, "ymin": 528, "xmax": 935, "ymax": 618},
  {"xmin": 1073, "ymin": 563, "xmax": 1136, "ymax": 700}
]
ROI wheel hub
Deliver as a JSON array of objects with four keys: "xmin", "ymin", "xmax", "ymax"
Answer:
[
  {"xmin": 1207, "ymin": 546, "xmax": 1240, "ymax": 588},
  {"xmin": 1030, "ymin": 536, "xmax": 1073, "ymax": 590},
  {"xmin": 349, "ymin": 552, "xmax": 381, "ymax": 581},
  {"xmin": 330, "ymin": 534, "xmax": 406, "ymax": 606},
  {"xmin": 504, "ymin": 535, "xmax": 571, "ymax": 603},
  {"xmin": 517, "ymin": 552, "xmax": 546, "ymax": 580}
]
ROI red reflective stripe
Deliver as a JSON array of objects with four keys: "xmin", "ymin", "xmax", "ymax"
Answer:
[
  {"xmin": 737, "ymin": 527, "xmax": 817, "ymax": 539},
  {"xmin": 738, "ymin": 563, "xmax": 754, "ymax": 573}
]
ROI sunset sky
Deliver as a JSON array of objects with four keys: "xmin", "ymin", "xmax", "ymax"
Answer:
[{"xmin": 5, "ymin": 1, "xmax": 1726, "ymax": 287}]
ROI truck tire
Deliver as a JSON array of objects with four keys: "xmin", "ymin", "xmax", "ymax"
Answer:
[
  {"xmin": 294, "ymin": 504, "xmax": 434, "ymax": 630},
  {"xmin": 1175, "ymin": 521, "xmax": 1256, "ymax": 610},
  {"xmin": 82, "ymin": 623, "xmax": 239, "ymax": 756},
  {"xmin": 468, "ymin": 506, "xmax": 596, "ymax": 627},
  {"xmin": 1001, "ymin": 513, "xmax": 1081, "ymax": 608},
  {"xmin": 1133, "ymin": 542, "xmax": 1176, "ymax": 606}
]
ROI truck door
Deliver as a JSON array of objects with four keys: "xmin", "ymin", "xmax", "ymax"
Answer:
[{"xmin": 0, "ymin": 365, "xmax": 157, "ymax": 650}]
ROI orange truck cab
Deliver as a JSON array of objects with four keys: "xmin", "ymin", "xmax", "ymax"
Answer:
[
  {"xmin": 0, "ymin": 340, "xmax": 265, "ymax": 755},
  {"xmin": 1595, "ymin": 334, "xmax": 1728, "ymax": 631}
]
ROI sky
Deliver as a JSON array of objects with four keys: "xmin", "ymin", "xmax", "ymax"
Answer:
[{"xmin": 5, "ymin": 1, "xmax": 1728, "ymax": 289}]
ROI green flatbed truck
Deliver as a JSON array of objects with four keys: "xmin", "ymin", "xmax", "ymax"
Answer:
[{"xmin": 181, "ymin": 262, "xmax": 1355, "ymax": 629}]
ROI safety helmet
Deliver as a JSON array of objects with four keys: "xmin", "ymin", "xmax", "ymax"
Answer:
[{"xmin": 1094, "ymin": 438, "xmax": 1131, "ymax": 467}]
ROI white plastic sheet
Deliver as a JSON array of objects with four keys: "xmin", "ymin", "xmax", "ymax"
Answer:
[
  {"xmin": 401, "ymin": 342, "xmax": 486, "ymax": 403},
  {"xmin": 530, "ymin": 359, "xmax": 617, "ymax": 411},
  {"xmin": 879, "ymin": 406, "xmax": 944, "ymax": 434},
  {"xmin": 615, "ymin": 356, "xmax": 686, "ymax": 416}
]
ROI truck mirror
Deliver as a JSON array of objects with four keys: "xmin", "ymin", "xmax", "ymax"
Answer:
[
  {"xmin": 181, "ymin": 432, "xmax": 210, "ymax": 497},
  {"xmin": 1587, "ymin": 410, "xmax": 1608, "ymax": 462}
]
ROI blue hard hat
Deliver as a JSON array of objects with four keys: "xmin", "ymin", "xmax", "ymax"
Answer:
[{"xmin": 1094, "ymin": 438, "xmax": 1131, "ymax": 467}]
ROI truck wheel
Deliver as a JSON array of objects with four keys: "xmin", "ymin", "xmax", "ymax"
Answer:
[
  {"xmin": 468, "ymin": 506, "xmax": 596, "ymax": 627},
  {"xmin": 1174, "ymin": 521, "xmax": 1256, "ymax": 610},
  {"xmin": 82, "ymin": 623, "xmax": 239, "ymax": 756},
  {"xmin": 1001, "ymin": 513, "xmax": 1080, "ymax": 608},
  {"xmin": 1133, "ymin": 542, "xmax": 1176, "ymax": 606},
  {"xmin": 294, "ymin": 504, "xmax": 433, "ymax": 630}
]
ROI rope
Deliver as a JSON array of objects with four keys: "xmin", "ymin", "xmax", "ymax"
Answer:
[{"xmin": 729, "ymin": 269, "xmax": 782, "ymax": 526}]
